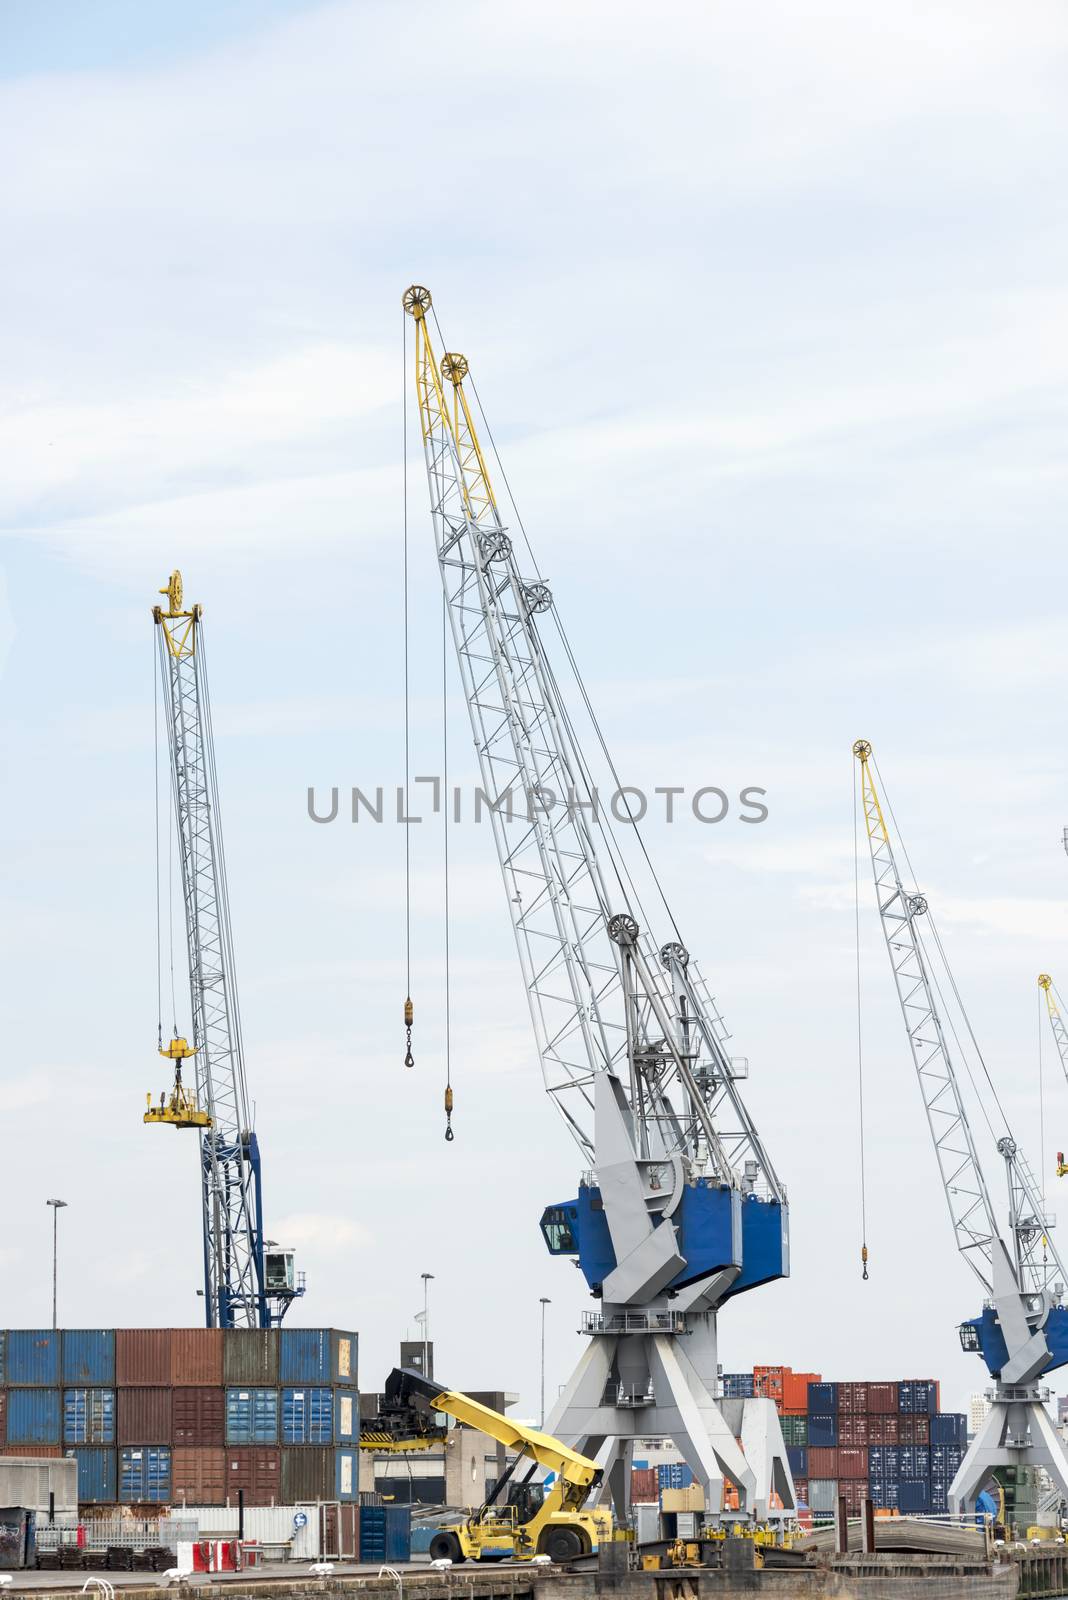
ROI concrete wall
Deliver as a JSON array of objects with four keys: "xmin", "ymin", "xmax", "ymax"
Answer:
[{"xmin": 0, "ymin": 1457, "xmax": 78, "ymax": 1515}]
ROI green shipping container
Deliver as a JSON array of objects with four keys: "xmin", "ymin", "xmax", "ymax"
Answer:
[{"xmin": 781, "ymin": 1415, "xmax": 808, "ymax": 1446}]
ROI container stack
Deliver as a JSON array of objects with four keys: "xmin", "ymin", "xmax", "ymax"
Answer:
[{"xmin": 0, "ymin": 1328, "xmax": 358, "ymax": 1511}]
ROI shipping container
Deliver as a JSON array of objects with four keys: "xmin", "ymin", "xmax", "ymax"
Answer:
[
  {"xmin": 867, "ymin": 1381, "xmax": 899, "ymax": 1414},
  {"xmin": 899, "ymin": 1445, "xmax": 931, "ymax": 1480},
  {"xmin": 930, "ymin": 1413, "xmax": 967, "ymax": 1446},
  {"xmin": 753, "ymin": 1366, "xmax": 785, "ymax": 1398},
  {"xmin": 658, "ymin": 1463, "xmax": 694, "ymax": 1489},
  {"xmin": 0, "ymin": 1391, "xmax": 5, "ymax": 1446},
  {"xmin": 899, "ymin": 1414, "xmax": 930, "ymax": 1444},
  {"xmin": 226, "ymin": 1388, "xmax": 279, "ymax": 1445},
  {"xmin": 786, "ymin": 1446, "xmax": 807, "ymax": 1476},
  {"xmin": 870, "ymin": 1479, "xmax": 899, "ymax": 1511},
  {"xmin": 169, "ymin": 1328, "xmax": 223, "ymax": 1387},
  {"xmin": 837, "ymin": 1383, "xmax": 869, "ymax": 1414},
  {"xmin": 280, "ymin": 1446, "xmax": 358, "ymax": 1503},
  {"xmin": 869, "ymin": 1445, "xmax": 900, "ymax": 1479},
  {"xmin": 783, "ymin": 1372, "xmax": 821, "ymax": 1412},
  {"xmin": 119, "ymin": 1445, "xmax": 172, "ymax": 1502},
  {"xmin": 223, "ymin": 1330, "xmax": 279, "ymax": 1386},
  {"xmin": 335, "ymin": 1388, "xmax": 358, "ymax": 1445},
  {"xmin": 807, "ymin": 1382, "xmax": 837, "ymax": 1415},
  {"xmin": 224, "ymin": 1446, "xmax": 280, "ymax": 1505},
  {"xmin": 837, "ymin": 1447, "xmax": 868, "ymax": 1479},
  {"xmin": 0, "ymin": 1330, "xmax": 5, "ymax": 1384},
  {"xmin": 898, "ymin": 1380, "xmax": 939, "ymax": 1415},
  {"xmin": 172, "ymin": 1387, "xmax": 225, "ymax": 1447},
  {"xmin": 721, "ymin": 1373, "xmax": 754, "ymax": 1398},
  {"xmin": 63, "ymin": 1389, "xmax": 115, "ymax": 1445},
  {"xmin": 931, "ymin": 1443, "xmax": 965, "ymax": 1476},
  {"xmin": 69, "ymin": 1446, "xmax": 117, "ymax": 1503},
  {"xmin": 6, "ymin": 1389, "xmax": 61, "ymax": 1445},
  {"xmin": 116, "ymin": 1329, "xmax": 172, "ymax": 1387},
  {"xmin": 837, "ymin": 1416, "xmax": 869, "ymax": 1447},
  {"xmin": 4, "ymin": 1330, "xmax": 60, "ymax": 1386},
  {"xmin": 631, "ymin": 1467, "xmax": 658, "ymax": 1503},
  {"xmin": 838, "ymin": 1479, "xmax": 869, "ymax": 1514},
  {"xmin": 360, "ymin": 1505, "xmax": 410, "ymax": 1563},
  {"xmin": 62, "ymin": 1331, "xmax": 115, "ymax": 1386},
  {"xmin": 898, "ymin": 1478, "xmax": 932, "ymax": 1514},
  {"xmin": 808, "ymin": 1478, "xmax": 837, "ymax": 1514},
  {"xmin": 171, "ymin": 1446, "xmax": 227, "ymax": 1506},
  {"xmin": 793, "ymin": 1477, "xmax": 809, "ymax": 1508},
  {"xmin": 808, "ymin": 1447, "xmax": 838, "ymax": 1479},
  {"xmin": 808, "ymin": 1415, "xmax": 838, "ymax": 1448},
  {"xmin": 0, "ymin": 1444, "xmax": 62, "ymax": 1458},
  {"xmin": 282, "ymin": 1387, "xmax": 334, "ymax": 1445},
  {"xmin": 868, "ymin": 1414, "xmax": 899, "ymax": 1446},
  {"xmin": 781, "ymin": 1415, "xmax": 808, "ymax": 1447},
  {"xmin": 118, "ymin": 1388, "xmax": 172, "ymax": 1445},
  {"xmin": 279, "ymin": 1329, "xmax": 357, "ymax": 1386}
]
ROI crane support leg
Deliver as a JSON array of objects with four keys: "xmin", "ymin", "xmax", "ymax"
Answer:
[{"xmin": 950, "ymin": 1391, "xmax": 1068, "ymax": 1514}]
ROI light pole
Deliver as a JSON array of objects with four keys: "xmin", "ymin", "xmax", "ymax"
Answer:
[
  {"xmin": 421, "ymin": 1273, "xmax": 434, "ymax": 1379},
  {"xmin": 539, "ymin": 1298, "xmax": 551, "ymax": 1429},
  {"xmin": 46, "ymin": 1200, "xmax": 67, "ymax": 1330}
]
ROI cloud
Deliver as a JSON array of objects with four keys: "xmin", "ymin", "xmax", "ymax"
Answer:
[{"xmin": 271, "ymin": 1212, "xmax": 371, "ymax": 1252}]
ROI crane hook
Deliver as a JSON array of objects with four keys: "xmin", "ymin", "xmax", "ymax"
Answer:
[
  {"xmin": 404, "ymin": 996, "xmax": 414, "ymax": 1069},
  {"xmin": 444, "ymin": 1083, "xmax": 454, "ymax": 1142},
  {"xmin": 861, "ymin": 1242, "xmax": 869, "ymax": 1282}
]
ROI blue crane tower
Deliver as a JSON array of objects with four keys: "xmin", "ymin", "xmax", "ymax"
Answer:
[
  {"xmin": 403, "ymin": 286, "xmax": 792, "ymax": 1524},
  {"xmin": 147, "ymin": 571, "xmax": 303, "ymax": 1329},
  {"xmin": 855, "ymin": 740, "xmax": 1068, "ymax": 1511}
]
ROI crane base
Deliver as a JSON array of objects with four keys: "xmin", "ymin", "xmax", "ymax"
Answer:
[
  {"xmin": 950, "ymin": 1388, "xmax": 1068, "ymax": 1513},
  {"xmin": 546, "ymin": 1307, "xmax": 794, "ymax": 1523}
]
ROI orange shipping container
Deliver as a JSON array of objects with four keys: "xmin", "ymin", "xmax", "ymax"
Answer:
[
  {"xmin": 0, "ymin": 1445, "xmax": 62, "ymax": 1457},
  {"xmin": 170, "ymin": 1328, "xmax": 223, "ymax": 1387},
  {"xmin": 783, "ymin": 1372, "xmax": 821, "ymax": 1412}
]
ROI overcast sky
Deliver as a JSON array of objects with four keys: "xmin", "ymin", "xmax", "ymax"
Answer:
[{"xmin": 2, "ymin": 0, "xmax": 1068, "ymax": 1424}]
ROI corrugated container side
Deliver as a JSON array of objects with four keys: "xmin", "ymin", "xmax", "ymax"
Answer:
[
  {"xmin": 869, "ymin": 1414, "xmax": 899, "ymax": 1445},
  {"xmin": 631, "ymin": 1467, "xmax": 658, "ymax": 1502},
  {"xmin": 783, "ymin": 1372, "xmax": 820, "ymax": 1412},
  {"xmin": 171, "ymin": 1446, "xmax": 227, "ymax": 1505},
  {"xmin": 62, "ymin": 1331, "xmax": 115, "ymax": 1386},
  {"xmin": 837, "ymin": 1447, "xmax": 868, "ymax": 1478},
  {"xmin": 335, "ymin": 1388, "xmax": 358, "ymax": 1445},
  {"xmin": 281, "ymin": 1445, "xmax": 334, "ymax": 1502},
  {"xmin": 930, "ymin": 1412, "xmax": 967, "ymax": 1445},
  {"xmin": 383, "ymin": 1502, "xmax": 409, "ymax": 1557},
  {"xmin": 0, "ymin": 1444, "xmax": 62, "ymax": 1457},
  {"xmin": 808, "ymin": 1447, "xmax": 838, "ymax": 1478},
  {"xmin": 808, "ymin": 1415, "xmax": 838, "ymax": 1448},
  {"xmin": 898, "ymin": 1478, "xmax": 932, "ymax": 1513},
  {"xmin": 0, "ymin": 1329, "xmax": 5, "ymax": 1384},
  {"xmin": 869, "ymin": 1376, "xmax": 901, "ymax": 1414},
  {"xmin": 119, "ymin": 1445, "xmax": 172, "ymax": 1502},
  {"xmin": 0, "ymin": 1390, "xmax": 5, "ymax": 1446},
  {"xmin": 116, "ymin": 1329, "xmax": 172, "ymax": 1386},
  {"xmin": 282, "ymin": 1387, "xmax": 333, "ymax": 1445},
  {"xmin": 170, "ymin": 1328, "xmax": 223, "ymax": 1387},
  {"xmin": 118, "ymin": 1388, "xmax": 173, "ymax": 1445},
  {"xmin": 781, "ymin": 1415, "xmax": 808, "ymax": 1446},
  {"xmin": 838, "ymin": 1478, "xmax": 869, "ymax": 1514},
  {"xmin": 838, "ymin": 1416, "xmax": 870, "ymax": 1447},
  {"xmin": 224, "ymin": 1445, "xmax": 280, "ymax": 1505},
  {"xmin": 807, "ymin": 1382, "xmax": 837, "ymax": 1414},
  {"xmin": 226, "ymin": 1388, "xmax": 279, "ymax": 1444},
  {"xmin": 172, "ymin": 1387, "xmax": 225, "ymax": 1447},
  {"xmin": 838, "ymin": 1383, "xmax": 869, "ymax": 1414},
  {"xmin": 6, "ymin": 1389, "xmax": 61, "ymax": 1445},
  {"xmin": 63, "ymin": 1389, "xmax": 116, "ymax": 1445},
  {"xmin": 70, "ymin": 1446, "xmax": 117, "ymax": 1503},
  {"xmin": 5, "ymin": 1330, "xmax": 60, "ymax": 1386},
  {"xmin": 280, "ymin": 1329, "xmax": 330, "ymax": 1384},
  {"xmin": 899, "ymin": 1414, "xmax": 930, "ymax": 1444},
  {"xmin": 223, "ymin": 1330, "xmax": 279, "ymax": 1386},
  {"xmin": 786, "ymin": 1446, "xmax": 807, "ymax": 1476},
  {"xmin": 808, "ymin": 1478, "xmax": 837, "ymax": 1514}
]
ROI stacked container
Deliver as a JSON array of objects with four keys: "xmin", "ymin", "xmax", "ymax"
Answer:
[{"xmin": 0, "ymin": 1327, "xmax": 358, "ymax": 1512}]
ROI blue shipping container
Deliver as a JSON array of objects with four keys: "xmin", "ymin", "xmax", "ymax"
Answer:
[
  {"xmin": 931, "ymin": 1443, "xmax": 965, "ymax": 1476},
  {"xmin": 226, "ymin": 1387, "xmax": 279, "ymax": 1444},
  {"xmin": 336, "ymin": 1447, "xmax": 358, "ymax": 1503},
  {"xmin": 930, "ymin": 1413, "xmax": 967, "ymax": 1445},
  {"xmin": 64, "ymin": 1389, "xmax": 115, "ymax": 1445},
  {"xmin": 282, "ymin": 1387, "xmax": 333, "ymax": 1445},
  {"xmin": 70, "ymin": 1447, "xmax": 118, "ymax": 1503},
  {"xmin": 279, "ymin": 1329, "xmax": 357, "ymax": 1385},
  {"xmin": 361, "ymin": 1506, "xmax": 411, "ymax": 1563},
  {"xmin": 722, "ymin": 1373, "xmax": 755, "ymax": 1398},
  {"xmin": 658, "ymin": 1463, "xmax": 694, "ymax": 1489},
  {"xmin": 120, "ymin": 1446, "xmax": 171, "ymax": 1503},
  {"xmin": 335, "ymin": 1388, "xmax": 358, "ymax": 1445},
  {"xmin": 900, "ymin": 1446, "xmax": 931, "ymax": 1479},
  {"xmin": 0, "ymin": 1330, "xmax": 5, "ymax": 1384},
  {"xmin": 5, "ymin": 1330, "xmax": 60, "ymax": 1386},
  {"xmin": 898, "ymin": 1380, "xmax": 938, "ymax": 1415},
  {"xmin": 787, "ymin": 1446, "xmax": 807, "ymax": 1476},
  {"xmin": 898, "ymin": 1479, "xmax": 932, "ymax": 1514},
  {"xmin": 7, "ymin": 1388, "xmax": 61, "ymax": 1445},
  {"xmin": 869, "ymin": 1446, "xmax": 900, "ymax": 1478},
  {"xmin": 807, "ymin": 1382, "xmax": 837, "ymax": 1415},
  {"xmin": 62, "ymin": 1331, "xmax": 115, "ymax": 1386},
  {"xmin": 808, "ymin": 1415, "xmax": 838, "ymax": 1447}
]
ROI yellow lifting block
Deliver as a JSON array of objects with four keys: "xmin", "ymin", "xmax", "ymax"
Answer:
[{"xmin": 145, "ymin": 1037, "xmax": 211, "ymax": 1128}]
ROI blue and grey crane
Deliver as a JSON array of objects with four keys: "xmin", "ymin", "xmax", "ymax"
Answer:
[
  {"xmin": 854, "ymin": 739, "xmax": 1068, "ymax": 1511},
  {"xmin": 403, "ymin": 286, "xmax": 792, "ymax": 1524},
  {"xmin": 148, "ymin": 571, "xmax": 303, "ymax": 1329}
]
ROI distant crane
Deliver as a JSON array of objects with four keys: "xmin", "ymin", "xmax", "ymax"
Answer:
[
  {"xmin": 854, "ymin": 740, "xmax": 1068, "ymax": 1511},
  {"xmin": 1038, "ymin": 976, "xmax": 1068, "ymax": 1176},
  {"xmin": 403, "ymin": 285, "xmax": 793, "ymax": 1524},
  {"xmin": 149, "ymin": 571, "xmax": 302, "ymax": 1328}
]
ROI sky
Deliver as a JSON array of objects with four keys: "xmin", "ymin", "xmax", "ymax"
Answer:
[{"xmin": 2, "ymin": 0, "xmax": 1068, "ymax": 1427}]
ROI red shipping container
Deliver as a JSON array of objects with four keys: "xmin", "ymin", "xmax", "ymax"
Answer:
[
  {"xmin": 631, "ymin": 1468, "xmax": 658, "ymax": 1503},
  {"xmin": 837, "ymin": 1447, "xmax": 868, "ymax": 1478},
  {"xmin": 866, "ymin": 1382, "xmax": 898, "ymax": 1414},
  {"xmin": 225, "ymin": 1446, "xmax": 280, "ymax": 1506},
  {"xmin": 0, "ymin": 1391, "xmax": 5, "ymax": 1447},
  {"xmin": 794, "ymin": 1477, "xmax": 809, "ymax": 1505},
  {"xmin": 838, "ymin": 1416, "xmax": 871, "ymax": 1447},
  {"xmin": 783, "ymin": 1373, "xmax": 821, "ymax": 1412},
  {"xmin": 837, "ymin": 1383, "xmax": 869, "ymax": 1415},
  {"xmin": 173, "ymin": 1388, "xmax": 225, "ymax": 1447},
  {"xmin": 838, "ymin": 1479, "xmax": 869, "ymax": 1513},
  {"xmin": 808, "ymin": 1447, "xmax": 838, "ymax": 1478},
  {"xmin": 118, "ymin": 1388, "xmax": 172, "ymax": 1445},
  {"xmin": 117, "ymin": 1329, "xmax": 172, "ymax": 1386},
  {"xmin": 868, "ymin": 1414, "xmax": 899, "ymax": 1445},
  {"xmin": 900, "ymin": 1414, "xmax": 930, "ymax": 1444},
  {"xmin": 170, "ymin": 1329, "xmax": 223, "ymax": 1387},
  {"xmin": 754, "ymin": 1367, "xmax": 785, "ymax": 1398},
  {"xmin": 0, "ymin": 1445, "xmax": 62, "ymax": 1457},
  {"xmin": 172, "ymin": 1447, "xmax": 226, "ymax": 1506}
]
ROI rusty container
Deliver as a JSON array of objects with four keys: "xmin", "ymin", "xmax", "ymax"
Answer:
[
  {"xmin": 116, "ymin": 1329, "xmax": 172, "ymax": 1386},
  {"xmin": 172, "ymin": 1387, "xmax": 225, "ymax": 1447},
  {"xmin": 807, "ymin": 1447, "xmax": 838, "ymax": 1478},
  {"xmin": 169, "ymin": 1329, "xmax": 223, "ymax": 1387},
  {"xmin": 223, "ymin": 1330, "xmax": 279, "ymax": 1387},
  {"xmin": 224, "ymin": 1445, "xmax": 281, "ymax": 1505},
  {"xmin": 866, "ymin": 1381, "xmax": 898, "ymax": 1414},
  {"xmin": 118, "ymin": 1388, "xmax": 173, "ymax": 1445},
  {"xmin": 172, "ymin": 1446, "xmax": 227, "ymax": 1506}
]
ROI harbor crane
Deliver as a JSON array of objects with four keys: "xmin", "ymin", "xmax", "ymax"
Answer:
[
  {"xmin": 1038, "ymin": 976, "xmax": 1068, "ymax": 1177},
  {"xmin": 403, "ymin": 285, "xmax": 793, "ymax": 1524},
  {"xmin": 149, "ymin": 571, "xmax": 302, "ymax": 1329},
  {"xmin": 854, "ymin": 740, "xmax": 1068, "ymax": 1511}
]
